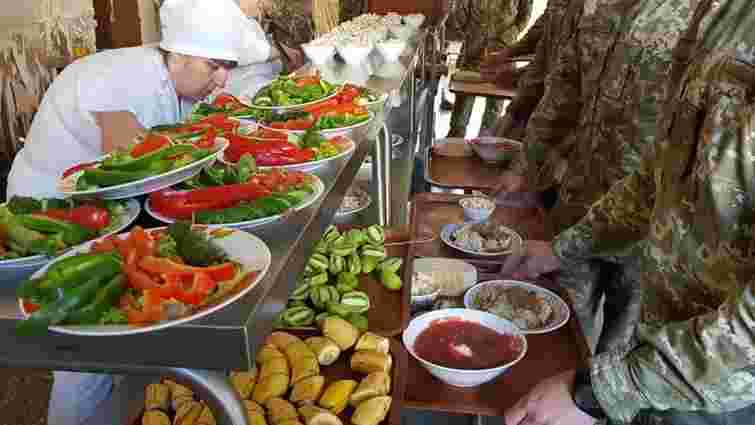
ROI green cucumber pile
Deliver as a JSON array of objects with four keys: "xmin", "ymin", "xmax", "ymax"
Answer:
[{"xmin": 276, "ymin": 225, "xmax": 403, "ymax": 330}]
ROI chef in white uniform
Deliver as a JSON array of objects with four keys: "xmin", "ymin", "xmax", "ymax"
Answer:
[
  {"xmin": 7, "ymin": 0, "xmax": 272, "ymax": 199},
  {"xmin": 5, "ymin": 1, "xmax": 273, "ymax": 424}
]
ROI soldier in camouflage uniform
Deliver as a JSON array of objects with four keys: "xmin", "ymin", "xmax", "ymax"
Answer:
[
  {"xmin": 446, "ymin": 0, "xmax": 533, "ymax": 137},
  {"xmin": 501, "ymin": 0, "xmax": 720, "ymax": 354},
  {"xmin": 339, "ymin": 0, "xmax": 365, "ymax": 24},
  {"xmin": 491, "ymin": 0, "xmax": 574, "ymax": 140},
  {"xmin": 262, "ymin": 0, "xmax": 314, "ymax": 72},
  {"xmin": 505, "ymin": 1, "xmax": 755, "ymax": 424}
]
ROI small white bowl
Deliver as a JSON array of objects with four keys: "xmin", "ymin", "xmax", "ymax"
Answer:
[
  {"xmin": 336, "ymin": 41, "xmax": 374, "ymax": 66},
  {"xmin": 388, "ymin": 24, "xmax": 414, "ymax": 41},
  {"xmin": 403, "ymin": 14, "xmax": 425, "ymax": 28},
  {"xmin": 459, "ymin": 197, "xmax": 496, "ymax": 222},
  {"xmin": 411, "ymin": 287, "xmax": 441, "ymax": 312},
  {"xmin": 302, "ymin": 42, "xmax": 336, "ymax": 65},
  {"xmin": 403, "ymin": 308, "xmax": 528, "ymax": 387},
  {"xmin": 376, "ymin": 39, "xmax": 407, "ymax": 62}
]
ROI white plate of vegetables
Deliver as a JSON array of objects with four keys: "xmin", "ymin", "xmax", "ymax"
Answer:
[
  {"xmin": 0, "ymin": 197, "xmax": 140, "ymax": 269},
  {"xmin": 56, "ymin": 137, "xmax": 228, "ymax": 200},
  {"xmin": 17, "ymin": 222, "xmax": 271, "ymax": 336},
  {"xmin": 249, "ymin": 74, "xmax": 341, "ymax": 112},
  {"xmin": 144, "ymin": 167, "xmax": 326, "ymax": 230}
]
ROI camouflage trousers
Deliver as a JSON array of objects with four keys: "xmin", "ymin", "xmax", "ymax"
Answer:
[{"xmin": 448, "ymin": 95, "xmax": 505, "ymax": 137}]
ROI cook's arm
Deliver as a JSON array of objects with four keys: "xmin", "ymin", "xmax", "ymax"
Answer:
[{"xmin": 95, "ymin": 111, "xmax": 145, "ymax": 153}]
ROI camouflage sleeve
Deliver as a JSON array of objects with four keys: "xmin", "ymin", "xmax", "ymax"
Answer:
[
  {"xmin": 508, "ymin": 9, "xmax": 546, "ymax": 57},
  {"xmin": 589, "ymin": 283, "xmax": 755, "ymax": 423},
  {"xmin": 515, "ymin": 0, "xmax": 535, "ymax": 37},
  {"xmin": 512, "ymin": 8, "xmax": 581, "ymax": 183},
  {"xmin": 501, "ymin": 32, "xmax": 549, "ymax": 141}
]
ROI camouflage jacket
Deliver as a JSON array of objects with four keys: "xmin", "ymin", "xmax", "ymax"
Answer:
[
  {"xmin": 448, "ymin": 0, "xmax": 534, "ymax": 69},
  {"xmin": 263, "ymin": 1, "xmax": 315, "ymax": 48},
  {"xmin": 515, "ymin": 0, "xmax": 718, "ymax": 232},
  {"xmin": 553, "ymin": 1, "xmax": 755, "ymax": 422},
  {"xmin": 497, "ymin": 0, "xmax": 575, "ymax": 139}
]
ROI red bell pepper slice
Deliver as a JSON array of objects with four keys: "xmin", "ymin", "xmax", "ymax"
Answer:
[
  {"xmin": 295, "ymin": 76, "xmax": 320, "ymax": 87},
  {"xmin": 62, "ymin": 161, "xmax": 100, "ymax": 178},
  {"xmin": 124, "ymin": 289, "xmax": 165, "ymax": 324},
  {"xmin": 184, "ymin": 182, "xmax": 272, "ymax": 203},
  {"xmin": 149, "ymin": 190, "xmax": 234, "ymax": 219},
  {"xmin": 23, "ymin": 301, "xmax": 40, "ymax": 314},
  {"xmin": 199, "ymin": 114, "xmax": 239, "ymax": 135},
  {"xmin": 254, "ymin": 153, "xmax": 299, "ymax": 166},
  {"xmin": 194, "ymin": 127, "xmax": 217, "ymax": 149},
  {"xmin": 131, "ymin": 134, "xmax": 172, "ymax": 158},
  {"xmin": 139, "ymin": 256, "xmax": 237, "ymax": 282},
  {"xmin": 159, "ymin": 272, "xmax": 217, "ymax": 305},
  {"xmin": 124, "ymin": 263, "xmax": 161, "ymax": 291}
]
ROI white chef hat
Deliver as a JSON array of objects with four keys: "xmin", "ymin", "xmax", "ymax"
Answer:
[{"xmin": 160, "ymin": 0, "xmax": 271, "ymax": 66}]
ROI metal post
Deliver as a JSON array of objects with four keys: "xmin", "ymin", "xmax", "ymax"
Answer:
[
  {"xmin": 168, "ymin": 369, "xmax": 249, "ymax": 425},
  {"xmin": 372, "ymin": 123, "xmax": 391, "ymax": 227}
]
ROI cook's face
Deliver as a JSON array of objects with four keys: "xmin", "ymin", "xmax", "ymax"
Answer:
[{"xmin": 173, "ymin": 56, "xmax": 234, "ymax": 100}]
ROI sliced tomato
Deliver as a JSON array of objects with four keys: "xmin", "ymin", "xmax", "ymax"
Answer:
[
  {"xmin": 23, "ymin": 301, "xmax": 40, "ymax": 314},
  {"xmin": 131, "ymin": 134, "xmax": 172, "ymax": 158}
]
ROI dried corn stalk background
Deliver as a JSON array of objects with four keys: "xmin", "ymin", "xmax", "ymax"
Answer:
[{"xmin": 0, "ymin": 1, "xmax": 96, "ymax": 165}]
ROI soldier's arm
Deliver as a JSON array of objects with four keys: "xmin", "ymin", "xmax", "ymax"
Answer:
[
  {"xmin": 507, "ymin": 7, "xmax": 546, "ymax": 57},
  {"xmin": 514, "ymin": 0, "xmax": 535, "ymax": 41},
  {"xmin": 498, "ymin": 36, "xmax": 548, "ymax": 138},
  {"xmin": 509, "ymin": 7, "xmax": 582, "ymax": 181}
]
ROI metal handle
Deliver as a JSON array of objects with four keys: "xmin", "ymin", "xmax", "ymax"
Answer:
[{"xmin": 167, "ymin": 368, "xmax": 249, "ymax": 425}]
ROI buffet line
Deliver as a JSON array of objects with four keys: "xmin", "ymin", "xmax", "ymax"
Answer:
[{"xmin": 0, "ymin": 11, "xmax": 587, "ymax": 425}]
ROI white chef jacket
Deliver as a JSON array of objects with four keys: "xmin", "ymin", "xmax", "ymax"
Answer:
[{"xmin": 6, "ymin": 46, "xmax": 194, "ymax": 199}]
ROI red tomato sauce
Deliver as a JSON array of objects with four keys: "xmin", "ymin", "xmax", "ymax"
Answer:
[{"xmin": 413, "ymin": 318, "xmax": 524, "ymax": 370}]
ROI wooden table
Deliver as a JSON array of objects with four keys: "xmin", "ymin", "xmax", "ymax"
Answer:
[
  {"xmin": 400, "ymin": 193, "xmax": 590, "ymax": 416},
  {"xmin": 449, "ymin": 80, "xmax": 517, "ymax": 99}
]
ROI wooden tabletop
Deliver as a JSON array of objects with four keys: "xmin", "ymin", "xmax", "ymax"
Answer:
[
  {"xmin": 401, "ymin": 193, "xmax": 589, "ymax": 416},
  {"xmin": 449, "ymin": 80, "xmax": 517, "ymax": 99},
  {"xmin": 425, "ymin": 140, "xmax": 510, "ymax": 192}
]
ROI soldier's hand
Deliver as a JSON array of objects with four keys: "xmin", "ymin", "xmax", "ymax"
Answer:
[
  {"xmin": 511, "ymin": 240, "xmax": 561, "ymax": 279},
  {"xmin": 505, "ymin": 370, "xmax": 597, "ymax": 425}
]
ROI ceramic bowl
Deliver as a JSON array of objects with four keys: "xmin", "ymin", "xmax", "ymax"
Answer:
[
  {"xmin": 388, "ymin": 24, "xmax": 414, "ymax": 41},
  {"xmin": 468, "ymin": 137, "xmax": 523, "ymax": 165},
  {"xmin": 376, "ymin": 39, "xmax": 407, "ymax": 62},
  {"xmin": 402, "ymin": 308, "xmax": 528, "ymax": 387},
  {"xmin": 459, "ymin": 197, "xmax": 496, "ymax": 223},
  {"xmin": 336, "ymin": 41, "xmax": 374, "ymax": 66},
  {"xmin": 302, "ymin": 42, "xmax": 336, "ymax": 65},
  {"xmin": 403, "ymin": 14, "xmax": 426, "ymax": 28}
]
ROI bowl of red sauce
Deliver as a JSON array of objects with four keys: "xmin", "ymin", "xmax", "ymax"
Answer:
[{"xmin": 402, "ymin": 308, "xmax": 527, "ymax": 387}]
